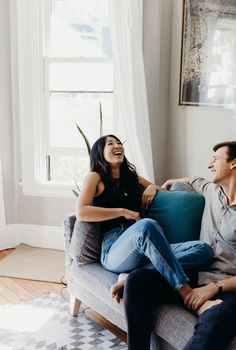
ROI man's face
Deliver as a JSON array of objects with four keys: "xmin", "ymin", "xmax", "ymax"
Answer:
[{"xmin": 208, "ymin": 146, "xmax": 233, "ymax": 185}]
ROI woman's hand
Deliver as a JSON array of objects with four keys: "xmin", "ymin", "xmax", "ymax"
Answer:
[
  {"xmin": 142, "ymin": 184, "xmax": 160, "ymax": 209},
  {"xmin": 123, "ymin": 209, "xmax": 141, "ymax": 221},
  {"xmin": 184, "ymin": 283, "xmax": 218, "ymax": 311}
]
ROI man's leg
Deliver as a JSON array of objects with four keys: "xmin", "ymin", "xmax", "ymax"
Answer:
[
  {"xmin": 124, "ymin": 266, "xmax": 182, "ymax": 350},
  {"xmin": 171, "ymin": 240, "xmax": 213, "ymax": 271},
  {"xmin": 183, "ymin": 292, "xmax": 236, "ymax": 350}
]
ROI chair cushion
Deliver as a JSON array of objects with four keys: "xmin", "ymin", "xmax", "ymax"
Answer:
[
  {"xmin": 147, "ymin": 190, "xmax": 205, "ymax": 243},
  {"xmin": 69, "ymin": 221, "xmax": 102, "ymax": 264}
]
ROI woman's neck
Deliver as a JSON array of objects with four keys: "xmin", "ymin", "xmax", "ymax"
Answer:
[{"xmin": 111, "ymin": 165, "xmax": 120, "ymax": 179}]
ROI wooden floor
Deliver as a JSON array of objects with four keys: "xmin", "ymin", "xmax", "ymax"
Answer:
[{"xmin": 0, "ymin": 248, "xmax": 127, "ymax": 343}]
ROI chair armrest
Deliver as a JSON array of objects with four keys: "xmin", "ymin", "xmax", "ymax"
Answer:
[{"xmin": 64, "ymin": 213, "xmax": 76, "ymax": 252}]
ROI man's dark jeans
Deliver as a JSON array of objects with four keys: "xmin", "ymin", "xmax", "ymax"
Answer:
[{"xmin": 124, "ymin": 267, "xmax": 236, "ymax": 350}]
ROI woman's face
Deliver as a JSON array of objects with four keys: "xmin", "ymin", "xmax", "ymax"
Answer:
[{"xmin": 103, "ymin": 136, "xmax": 124, "ymax": 165}]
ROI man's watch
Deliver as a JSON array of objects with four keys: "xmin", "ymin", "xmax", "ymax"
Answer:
[{"xmin": 213, "ymin": 281, "xmax": 223, "ymax": 294}]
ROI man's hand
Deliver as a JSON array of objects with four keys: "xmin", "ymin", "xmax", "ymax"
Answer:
[
  {"xmin": 161, "ymin": 177, "xmax": 191, "ymax": 190},
  {"xmin": 161, "ymin": 180, "xmax": 173, "ymax": 191},
  {"xmin": 184, "ymin": 283, "xmax": 218, "ymax": 311}
]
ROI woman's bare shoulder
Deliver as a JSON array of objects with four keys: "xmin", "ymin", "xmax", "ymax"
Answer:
[
  {"xmin": 86, "ymin": 171, "xmax": 101, "ymax": 180},
  {"xmin": 84, "ymin": 172, "xmax": 104, "ymax": 196},
  {"xmin": 83, "ymin": 171, "xmax": 101, "ymax": 186}
]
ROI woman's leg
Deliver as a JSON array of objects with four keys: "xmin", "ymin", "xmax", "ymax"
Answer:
[
  {"xmin": 101, "ymin": 218, "xmax": 189, "ymax": 290},
  {"xmin": 110, "ymin": 240, "xmax": 213, "ymax": 301}
]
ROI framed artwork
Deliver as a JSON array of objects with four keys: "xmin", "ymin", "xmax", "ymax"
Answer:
[{"xmin": 179, "ymin": 0, "xmax": 236, "ymax": 108}]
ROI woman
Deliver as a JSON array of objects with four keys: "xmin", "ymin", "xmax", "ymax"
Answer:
[{"xmin": 75, "ymin": 134, "xmax": 216, "ymax": 311}]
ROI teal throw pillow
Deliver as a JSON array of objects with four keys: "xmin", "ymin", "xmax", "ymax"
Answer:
[{"xmin": 147, "ymin": 190, "xmax": 205, "ymax": 243}]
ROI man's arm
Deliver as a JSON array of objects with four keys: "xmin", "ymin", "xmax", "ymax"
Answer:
[
  {"xmin": 162, "ymin": 176, "xmax": 211, "ymax": 195},
  {"xmin": 218, "ymin": 276, "xmax": 236, "ymax": 292},
  {"xmin": 161, "ymin": 177, "xmax": 190, "ymax": 190},
  {"xmin": 185, "ymin": 276, "xmax": 236, "ymax": 310}
]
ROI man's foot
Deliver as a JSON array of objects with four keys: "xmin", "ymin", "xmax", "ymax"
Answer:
[
  {"xmin": 197, "ymin": 299, "xmax": 223, "ymax": 315},
  {"xmin": 110, "ymin": 273, "xmax": 129, "ymax": 304}
]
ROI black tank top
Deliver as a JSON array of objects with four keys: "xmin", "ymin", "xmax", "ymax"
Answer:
[{"xmin": 93, "ymin": 178, "xmax": 142, "ymax": 234}]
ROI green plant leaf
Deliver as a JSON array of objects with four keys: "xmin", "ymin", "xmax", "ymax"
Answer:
[
  {"xmin": 75, "ymin": 122, "xmax": 91, "ymax": 156},
  {"xmin": 72, "ymin": 189, "xmax": 79, "ymax": 197},
  {"xmin": 99, "ymin": 101, "xmax": 103, "ymax": 137},
  {"xmin": 74, "ymin": 178, "xmax": 81, "ymax": 192}
]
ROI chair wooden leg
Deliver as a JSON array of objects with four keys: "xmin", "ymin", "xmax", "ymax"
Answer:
[{"xmin": 70, "ymin": 294, "xmax": 81, "ymax": 317}]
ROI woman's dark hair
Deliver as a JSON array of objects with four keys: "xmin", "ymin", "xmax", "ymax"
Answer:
[{"xmin": 90, "ymin": 134, "xmax": 139, "ymax": 193}]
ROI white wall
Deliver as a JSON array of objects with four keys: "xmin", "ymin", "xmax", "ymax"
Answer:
[
  {"xmin": 167, "ymin": 0, "xmax": 236, "ymax": 180},
  {"xmin": 0, "ymin": 0, "xmax": 16, "ymax": 224}
]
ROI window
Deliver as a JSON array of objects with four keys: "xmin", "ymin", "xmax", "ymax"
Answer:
[{"xmin": 13, "ymin": 0, "xmax": 113, "ymax": 197}]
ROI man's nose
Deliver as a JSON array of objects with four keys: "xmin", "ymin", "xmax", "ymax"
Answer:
[{"xmin": 208, "ymin": 162, "xmax": 213, "ymax": 169}]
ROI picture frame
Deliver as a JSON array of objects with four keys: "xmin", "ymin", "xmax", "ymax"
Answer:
[{"xmin": 179, "ymin": 0, "xmax": 236, "ymax": 108}]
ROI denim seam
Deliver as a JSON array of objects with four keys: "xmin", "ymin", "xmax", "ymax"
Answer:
[{"xmin": 142, "ymin": 236, "xmax": 189, "ymax": 290}]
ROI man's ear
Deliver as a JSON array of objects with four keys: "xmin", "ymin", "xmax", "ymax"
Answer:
[{"xmin": 231, "ymin": 159, "xmax": 236, "ymax": 169}]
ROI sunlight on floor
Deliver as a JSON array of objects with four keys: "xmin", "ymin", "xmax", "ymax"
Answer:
[{"xmin": 0, "ymin": 304, "xmax": 57, "ymax": 332}]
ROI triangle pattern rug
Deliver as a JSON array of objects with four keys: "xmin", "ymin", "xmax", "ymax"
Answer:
[{"xmin": 0, "ymin": 292, "xmax": 127, "ymax": 350}]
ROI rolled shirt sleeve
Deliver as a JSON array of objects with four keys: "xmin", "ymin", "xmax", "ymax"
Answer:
[{"xmin": 190, "ymin": 177, "xmax": 211, "ymax": 195}]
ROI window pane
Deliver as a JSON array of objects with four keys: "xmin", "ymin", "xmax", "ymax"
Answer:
[
  {"xmin": 49, "ymin": 92, "xmax": 113, "ymax": 149},
  {"xmin": 50, "ymin": 0, "xmax": 112, "ymax": 57},
  {"xmin": 49, "ymin": 153, "xmax": 89, "ymax": 184},
  {"xmin": 49, "ymin": 61, "xmax": 113, "ymax": 91}
]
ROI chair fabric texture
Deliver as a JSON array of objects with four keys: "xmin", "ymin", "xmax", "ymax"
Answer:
[{"xmin": 68, "ymin": 220, "xmax": 102, "ymax": 265}]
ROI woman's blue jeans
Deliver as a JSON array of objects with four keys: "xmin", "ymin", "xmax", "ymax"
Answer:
[{"xmin": 101, "ymin": 218, "xmax": 213, "ymax": 291}]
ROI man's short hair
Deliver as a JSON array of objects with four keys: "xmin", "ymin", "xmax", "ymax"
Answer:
[{"xmin": 213, "ymin": 141, "xmax": 236, "ymax": 161}]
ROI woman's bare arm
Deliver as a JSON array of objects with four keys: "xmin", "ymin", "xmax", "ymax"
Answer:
[
  {"xmin": 138, "ymin": 176, "xmax": 163, "ymax": 208},
  {"xmin": 75, "ymin": 172, "xmax": 140, "ymax": 222}
]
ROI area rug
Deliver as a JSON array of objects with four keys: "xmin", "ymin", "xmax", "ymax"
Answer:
[
  {"xmin": 0, "ymin": 244, "xmax": 65, "ymax": 283},
  {"xmin": 0, "ymin": 293, "xmax": 127, "ymax": 350}
]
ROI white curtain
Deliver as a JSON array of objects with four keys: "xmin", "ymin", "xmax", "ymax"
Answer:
[{"xmin": 109, "ymin": 0, "xmax": 154, "ymax": 182}]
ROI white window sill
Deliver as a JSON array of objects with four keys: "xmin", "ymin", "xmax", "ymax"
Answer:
[{"xmin": 20, "ymin": 181, "xmax": 79, "ymax": 198}]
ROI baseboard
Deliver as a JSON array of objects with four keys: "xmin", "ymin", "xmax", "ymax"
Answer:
[
  {"xmin": 0, "ymin": 225, "xmax": 17, "ymax": 249},
  {"xmin": 0, "ymin": 224, "xmax": 64, "ymax": 251}
]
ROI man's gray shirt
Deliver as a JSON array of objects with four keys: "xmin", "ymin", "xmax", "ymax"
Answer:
[{"xmin": 190, "ymin": 177, "xmax": 236, "ymax": 285}]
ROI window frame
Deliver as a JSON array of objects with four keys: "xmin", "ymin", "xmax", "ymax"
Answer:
[{"xmin": 11, "ymin": 0, "xmax": 113, "ymax": 198}]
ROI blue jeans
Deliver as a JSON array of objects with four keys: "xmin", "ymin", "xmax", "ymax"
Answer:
[{"xmin": 101, "ymin": 218, "xmax": 213, "ymax": 290}]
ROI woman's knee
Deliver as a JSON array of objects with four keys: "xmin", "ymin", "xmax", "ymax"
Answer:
[{"xmin": 137, "ymin": 218, "xmax": 164, "ymax": 237}]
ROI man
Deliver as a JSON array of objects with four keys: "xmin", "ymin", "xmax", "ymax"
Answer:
[{"xmin": 124, "ymin": 141, "xmax": 236, "ymax": 350}]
